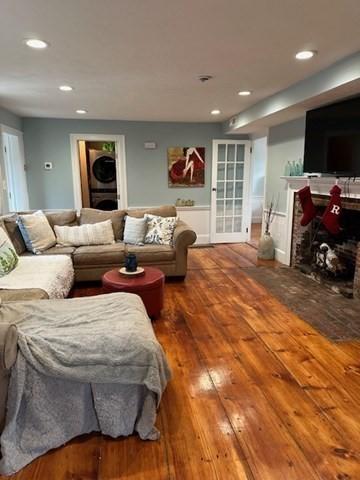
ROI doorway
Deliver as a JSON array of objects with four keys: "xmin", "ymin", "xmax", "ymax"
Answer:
[
  {"xmin": 248, "ymin": 135, "xmax": 267, "ymax": 248},
  {"xmin": 210, "ymin": 140, "xmax": 251, "ymax": 243},
  {"xmin": 0, "ymin": 127, "xmax": 29, "ymax": 212},
  {"xmin": 70, "ymin": 134, "xmax": 127, "ymax": 211}
]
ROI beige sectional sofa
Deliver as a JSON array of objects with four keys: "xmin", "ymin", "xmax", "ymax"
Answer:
[
  {"xmin": 0, "ymin": 205, "xmax": 196, "ymax": 301},
  {"xmin": 0, "ymin": 205, "xmax": 196, "ymax": 439}
]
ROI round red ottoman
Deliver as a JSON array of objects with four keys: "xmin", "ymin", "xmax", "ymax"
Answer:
[{"xmin": 102, "ymin": 267, "xmax": 165, "ymax": 319}]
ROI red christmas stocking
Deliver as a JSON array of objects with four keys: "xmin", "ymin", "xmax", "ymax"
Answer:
[
  {"xmin": 298, "ymin": 186, "xmax": 317, "ymax": 226},
  {"xmin": 322, "ymin": 185, "xmax": 342, "ymax": 235}
]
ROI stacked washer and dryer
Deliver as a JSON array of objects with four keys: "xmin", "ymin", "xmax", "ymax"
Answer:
[{"xmin": 88, "ymin": 149, "xmax": 118, "ymax": 211}]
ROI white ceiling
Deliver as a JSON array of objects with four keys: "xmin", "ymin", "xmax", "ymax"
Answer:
[{"xmin": 1, "ymin": 0, "xmax": 360, "ymax": 122}]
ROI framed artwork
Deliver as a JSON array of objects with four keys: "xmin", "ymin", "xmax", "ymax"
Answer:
[{"xmin": 168, "ymin": 146, "xmax": 205, "ymax": 187}]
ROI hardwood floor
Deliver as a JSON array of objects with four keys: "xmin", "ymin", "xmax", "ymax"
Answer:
[
  {"xmin": 3, "ymin": 244, "xmax": 360, "ymax": 479},
  {"xmin": 247, "ymin": 223, "xmax": 261, "ymax": 249}
]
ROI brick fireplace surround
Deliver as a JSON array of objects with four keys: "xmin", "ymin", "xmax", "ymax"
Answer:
[
  {"xmin": 282, "ymin": 177, "xmax": 360, "ymax": 299},
  {"xmin": 291, "ymin": 193, "xmax": 360, "ymax": 298}
]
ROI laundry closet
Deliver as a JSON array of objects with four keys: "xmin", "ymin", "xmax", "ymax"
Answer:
[{"xmin": 77, "ymin": 140, "xmax": 117, "ymax": 210}]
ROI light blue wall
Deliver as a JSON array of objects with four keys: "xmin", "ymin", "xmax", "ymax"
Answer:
[
  {"xmin": 250, "ymin": 135, "xmax": 266, "ymax": 222},
  {"xmin": 266, "ymin": 117, "xmax": 305, "ymax": 212},
  {"xmin": 23, "ymin": 118, "xmax": 246, "ymax": 209},
  {"xmin": 251, "ymin": 135, "xmax": 266, "ymax": 197},
  {"xmin": 0, "ymin": 106, "xmax": 22, "ymax": 130}
]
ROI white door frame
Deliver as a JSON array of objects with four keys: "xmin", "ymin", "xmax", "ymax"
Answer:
[
  {"xmin": 0, "ymin": 124, "xmax": 29, "ymax": 212},
  {"xmin": 248, "ymin": 132, "xmax": 268, "ymax": 241},
  {"xmin": 70, "ymin": 133, "xmax": 128, "ymax": 210},
  {"xmin": 210, "ymin": 139, "xmax": 251, "ymax": 243}
]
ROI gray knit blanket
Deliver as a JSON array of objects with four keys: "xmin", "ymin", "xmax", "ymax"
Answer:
[{"xmin": 0, "ymin": 293, "xmax": 171, "ymax": 475}]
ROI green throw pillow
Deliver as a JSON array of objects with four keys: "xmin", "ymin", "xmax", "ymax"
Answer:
[{"xmin": 0, "ymin": 227, "xmax": 19, "ymax": 277}]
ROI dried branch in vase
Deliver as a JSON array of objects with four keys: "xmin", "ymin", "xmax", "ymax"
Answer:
[{"xmin": 263, "ymin": 196, "xmax": 278, "ymax": 234}]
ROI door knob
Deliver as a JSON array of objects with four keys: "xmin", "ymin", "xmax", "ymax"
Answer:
[{"xmin": 212, "ymin": 187, "xmax": 217, "ymax": 192}]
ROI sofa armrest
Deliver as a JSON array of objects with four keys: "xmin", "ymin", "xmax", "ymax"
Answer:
[
  {"xmin": 0, "ymin": 323, "xmax": 18, "ymax": 371},
  {"xmin": 173, "ymin": 220, "xmax": 197, "ymax": 248},
  {"xmin": 0, "ymin": 322, "xmax": 18, "ymax": 433}
]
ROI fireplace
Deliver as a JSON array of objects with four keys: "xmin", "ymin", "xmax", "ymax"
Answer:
[{"xmin": 291, "ymin": 193, "xmax": 360, "ymax": 298}]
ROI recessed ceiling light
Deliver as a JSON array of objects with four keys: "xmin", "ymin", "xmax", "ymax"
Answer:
[
  {"xmin": 295, "ymin": 50, "xmax": 316, "ymax": 60},
  {"xmin": 24, "ymin": 38, "xmax": 49, "ymax": 49},
  {"xmin": 238, "ymin": 90, "xmax": 252, "ymax": 96},
  {"xmin": 59, "ymin": 85, "xmax": 73, "ymax": 92},
  {"xmin": 76, "ymin": 109, "xmax": 87, "ymax": 114},
  {"xmin": 211, "ymin": 109, "xmax": 221, "ymax": 115}
]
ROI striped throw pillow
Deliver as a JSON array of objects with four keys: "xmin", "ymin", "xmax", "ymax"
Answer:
[{"xmin": 55, "ymin": 219, "xmax": 115, "ymax": 246}]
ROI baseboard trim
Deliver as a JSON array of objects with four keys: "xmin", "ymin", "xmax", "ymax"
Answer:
[
  {"xmin": 195, "ymin": 234, "xmax": 210, "ymax": 245},
  {"xmin": 275, "ymin": 248, "xmax": 287, "ymax": 264}
]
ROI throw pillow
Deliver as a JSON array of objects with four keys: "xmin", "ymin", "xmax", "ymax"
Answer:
[
  {"xmin": 80, "ymin": 208, "xmax": 126, "ymax": 241},
  {"xmin": 2, "ymin": 215, "xmax": 27, "ymax": 255},
  {"xmin": 17, "ymin": 210, "xmax": 56, "ymax": 254},
  {"xmin": 55, "ymin": 219, "xmax": 115, "ymax": 246},
  {"xmin": 123, "ymin": 216, "xmax": 147, "ymax": 245},
  {"xmin": 0, "ymin": 227, "xmax": 18, "ymax": 277},
  {"xmin": 144, "ymin": 214, "xmax": 178, "ymax": 245}
]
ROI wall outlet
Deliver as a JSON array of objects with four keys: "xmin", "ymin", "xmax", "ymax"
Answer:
[{"xmin": 44, "ymin": 162, "xmax": 53, "ymax": 170}]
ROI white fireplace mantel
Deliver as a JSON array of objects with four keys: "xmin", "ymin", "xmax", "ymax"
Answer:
[
  {"xmin": 281, "ymin": 176, "xmax": 360, "ymax": 196},
  {"xmin": 279, "ymin": 176, "xmax": 360, "ymax": 267}
]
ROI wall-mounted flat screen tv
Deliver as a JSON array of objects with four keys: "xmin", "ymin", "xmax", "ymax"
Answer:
[{"xmin": 304, "ymin": 96, "xmax": 360, "ymax": 176}]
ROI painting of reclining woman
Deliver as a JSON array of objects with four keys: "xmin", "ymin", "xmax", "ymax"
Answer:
[{"xmin": 168, "ymin": 147, "xmax": 205, "ymax": 187}]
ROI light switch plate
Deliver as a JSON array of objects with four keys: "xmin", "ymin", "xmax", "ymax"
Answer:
[
  {"xmin": 44, "ymin": 162, "xmax": 53, "ymax": 170},
  {"xmin": 144, "ymin": 142, "xmax": 157, "ymax": 150}
]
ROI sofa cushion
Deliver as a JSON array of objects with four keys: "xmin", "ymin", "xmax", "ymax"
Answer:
[
  {"xmin": 17, "ymin": 210, "xmax": 56, "ymax": 254},
  {"xmin": 41, "ymin": 246, "xmax": 76, "ymax": 256},
  {"xmin": 21, "ymin": 246, "xmax": 76, "ymax": 257},
  {"xmin": 1, "ymin": 216, "xmax": 26, "ymax": 255},
  {"xmin": 0, "ymin": 288, "xmax": 49, "ymax": 302},
  {"xmin": 80, "ymin": 208, "xmax": 126, "ymax": 241},
  {"xmin": 73, "ymin": 243, "xmax": 126, "ymax": 266},
  {"xmin": 126, "ymin": 244, "xmax": 175, "ymax": 263},
  {"xmin": 127, "ymin": 205, "xmax": 177, "ymax": 219},
  {"xmin": 45, "ymin": 210, "xmax": 78, "ymax": 229}
]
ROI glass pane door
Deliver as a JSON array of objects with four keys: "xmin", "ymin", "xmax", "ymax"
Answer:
[{"xmin": 211, "ymin": 140, "xmax": 250, "ymax": 243}]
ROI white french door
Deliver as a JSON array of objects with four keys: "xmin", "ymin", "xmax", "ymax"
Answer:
[{"xmin": 211, "ymin": 140, "xmax": 251, "ymax": 243}]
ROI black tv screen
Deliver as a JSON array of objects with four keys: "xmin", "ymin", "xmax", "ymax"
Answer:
[{"xmin": 304, "ymin": 96, "xmax": 360, "ymax": 176}]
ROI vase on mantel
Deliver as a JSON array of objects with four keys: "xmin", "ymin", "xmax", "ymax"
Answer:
[{"xmin": 257, "ymin": 231, "xmax": 275, "ymax": 260}]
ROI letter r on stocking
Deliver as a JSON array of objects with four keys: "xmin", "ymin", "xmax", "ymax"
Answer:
[{"xmin": 331, "ymin": 205, "xmax": 341, "ymax": 215}]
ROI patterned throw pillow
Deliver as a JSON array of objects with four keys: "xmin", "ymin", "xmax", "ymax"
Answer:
[
  {"xmin": 144, "ymin": 214, "xmax": 178, "ymax": 245},
  {"xmin": 54, "ymin": 219, "xmax": 115, "ymax": 246},
  {"xmin": 0, "ymin": 227, "xmax": 18, "ymax": 277},
  {"xmin": 17, "ymin": 210, "xmax": 56, "ymax": 254}
]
